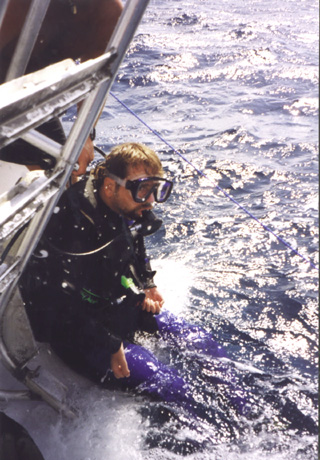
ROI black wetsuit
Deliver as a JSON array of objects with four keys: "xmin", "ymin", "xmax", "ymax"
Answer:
[
  {"xmin": 19, "ymin": 176, "xmax": 160, "ymax": 381},
  {"xmin": 19, "ymin": 177, "xmax": 248, "ymax": 414}
]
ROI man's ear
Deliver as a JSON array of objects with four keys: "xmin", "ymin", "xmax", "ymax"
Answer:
[{"xmin": 102, "ymin": 177, "xmax": 116, "ymax": 196}]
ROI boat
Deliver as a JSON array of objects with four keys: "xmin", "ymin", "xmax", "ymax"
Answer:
[{"xmin": 0, "ymin": 0, "xmax": 151, "ymax": 426}]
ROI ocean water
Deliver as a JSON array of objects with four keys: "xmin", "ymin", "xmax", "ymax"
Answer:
[{"xmin": 2, "ymin": 0, "xmax": 318, "ymax": 459}]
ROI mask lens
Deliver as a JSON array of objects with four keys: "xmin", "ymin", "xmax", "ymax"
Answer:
[
  {"xmin": 128, "ymin": 178, "xmax": 173, "ymax": 203},
  {"xmin": 136, "ymin": 180, "xmax": 155, "ymax": 201},
  {"xmin": 155, "ymin": 181, "xmax": 172, "ymax": 203}
]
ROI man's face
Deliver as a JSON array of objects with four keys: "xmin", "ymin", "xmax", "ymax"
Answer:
[{"xmin": 104, "ymin": 165, "xmax": 156, "ymax": 219}]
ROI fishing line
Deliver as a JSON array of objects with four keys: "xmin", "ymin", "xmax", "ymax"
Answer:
[{"xmin": 109, "ymin": 91, "xmax": 318, "ymax": 271}]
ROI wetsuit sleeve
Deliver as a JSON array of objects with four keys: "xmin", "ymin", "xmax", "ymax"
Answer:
[
  {"xmin": 135, "ymin": 234, "xmax": 157, "ymax": 289},
  {"xmin": 20, "ymin": 269, "xmax": 123, "ymax": 361},
  {"xmin": 77, "ymin": 312, "xmax": 122, "ymax": 355},
  {"xmin": 143, "ymin": 258, "xmax": 157, "ymax": 289}
]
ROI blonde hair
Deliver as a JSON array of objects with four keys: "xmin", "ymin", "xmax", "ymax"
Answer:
[{"xmin": 94, "ymin": 143, "xmax": 163, "ymax": 186}]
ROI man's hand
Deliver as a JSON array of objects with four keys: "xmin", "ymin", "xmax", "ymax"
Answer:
[
  {"xmin": 110, "ymin": 343, "xmax": 130, "ymax": 379},
  {"xmin": 142, "ymin": 287, "xmax": 164, "ymax": 315},
  {"xmin": 71, "ymin": 137, "xmax": 94, "ymax": 181}
]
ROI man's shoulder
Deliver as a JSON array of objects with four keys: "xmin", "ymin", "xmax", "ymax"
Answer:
[
  {"xmin": 50, "ymin": 176, "xmax": 121, "ymax": 237},
  {"xmin": 43, "ymin": 177, "xmax": 95, "ymax": 244},
  {"xmin": 58, "ymin": 176, "xmax": 97, "ymax": 221}
]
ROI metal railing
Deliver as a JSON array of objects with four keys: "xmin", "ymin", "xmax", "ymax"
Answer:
[{"xmin": 0, "ymin": 0, "xmax": 150, "ymax": 415}]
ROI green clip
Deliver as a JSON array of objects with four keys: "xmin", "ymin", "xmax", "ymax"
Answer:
[{"xmin": 121, "ymin": 276, "xmax": 135, "ymax": 289}]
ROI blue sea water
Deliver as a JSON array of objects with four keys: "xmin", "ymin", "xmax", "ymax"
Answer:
[
  {"xmin": 63, "ymin": 0, "xmax": 318, "ymax": 459},
  {"xmin": 3, "ymin": 0, "xmax": 318, "ymax": 459},
  {"xmin": 66, "ymin": 0, "xmax": 318, "ymax": 457},
  {"xmin": 99, "ymin": 1, "xmax": 319, "ymax": 457}
]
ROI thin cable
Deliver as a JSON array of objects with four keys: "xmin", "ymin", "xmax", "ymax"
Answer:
[{"xmin": 110, "ymin": 91, "xmax": 318, "ymax": 271}]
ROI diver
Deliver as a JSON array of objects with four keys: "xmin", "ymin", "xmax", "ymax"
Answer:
[{"xmin": 20, "ymin": 142, "xmax": 247, "ymax": 414}]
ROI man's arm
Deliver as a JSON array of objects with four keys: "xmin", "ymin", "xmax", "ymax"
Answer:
[
  {"xmin": 71, "ymin": 137, "xmax": 94, "ymax": 180},
  {"xmin": 133, "ymin": 231, "xmax": 165, "ymax": 314}
]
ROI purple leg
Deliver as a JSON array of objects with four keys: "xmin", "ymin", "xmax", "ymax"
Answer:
[
  {"xmin": 155, "ymin": 311, "xmax": 248, "ymax": 414},
  {"xmin": 123, "ymin": 343, "xmax": 192, "ymax": 407},
  {"xmin": 155, "ymin": 310, "xmax": 228, "ymax": 358},
  {"xmin": 102, "ymin": 311, "xmax": 248, "ymax": 414}
]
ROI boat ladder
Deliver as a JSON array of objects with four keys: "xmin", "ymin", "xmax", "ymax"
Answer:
[{"xmin": 0, "ymin": 0, "xmax": 150, "ymax": 417}]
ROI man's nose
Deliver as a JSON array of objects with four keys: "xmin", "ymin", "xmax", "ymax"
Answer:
[{"xmin": 146, "ymin": 191, "xmax": 155, "ymax": 203}]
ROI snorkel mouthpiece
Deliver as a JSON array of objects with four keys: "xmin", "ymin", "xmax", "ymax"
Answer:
[{"xmin": 130, "ymin": 210, "xmax": 162, "ymax": 237}]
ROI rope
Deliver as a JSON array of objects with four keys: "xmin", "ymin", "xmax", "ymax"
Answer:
[{"xmin": 110, "ymin": 92, "xmax": 318, "ymax": 271}]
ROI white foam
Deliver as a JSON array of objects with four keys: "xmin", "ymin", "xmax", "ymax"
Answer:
[{"xmin": 152, "ymin": 258, "xmax": 194, "ymax": 315}]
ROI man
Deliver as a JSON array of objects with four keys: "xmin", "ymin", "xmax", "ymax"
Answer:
[
  {"xmin": 0, "ymin": 0, "xmax": 123, "ymax": 177},
  {"xmin": 20, "ymin": 143, "xmax": 172, "ymax": 382},
  {"xmin": 20, "ymin": 143, "xmax": 247, "ymax": 412}
]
